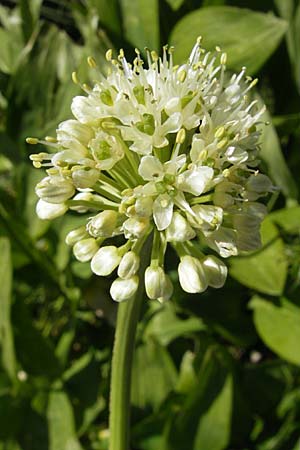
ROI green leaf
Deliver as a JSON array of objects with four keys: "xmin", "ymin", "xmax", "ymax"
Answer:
[
  {"xmin": 166, "ymin": 346, "xmax": 232, "ymax": 450},
  {"xmin": 88, "ymin": 0, "xmax": 121, "ymax": 35},
  {"xmin": 131, "ymin": 339, "xmax": 177, "ymax": 410},
  {"xmin": 144, "ymin": 302, "xmax": 205, "ymax": 346},
  {"xmin": 229, "ymin": 218, "xmax": 288, "ymax": 296},
  {"xmin": 47, "ymin": 390, "xmax": 83, "ymax": 450},
  {"xmin": 165, "ymin": 0, "xmax": 185, "ymax": 11},
  {"xmin": 120, "ymin": 0, "xmax": 159, "ymax": 51},
  {"xmin": 269, "ymin": 206, "xmax": 300, "ymax": 232},
  {"xmin": 259, "ymin": 105, "xmax": 298, "ymax": 200},
  {"xmin": 169, "ymin": 6, "xmax": 288, "ymax": 74},
  {"xmin": 193, "ymin": 374, "xmax": 232, "ymax": 450},
  {"xmin": 0, "ymin": 237, "xmax": 16, "ymax": 380},
  {"xmin": 250, "ymin": 296, "xmax": 300, "ymax": 365}
]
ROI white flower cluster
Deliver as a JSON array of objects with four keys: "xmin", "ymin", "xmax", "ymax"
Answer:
[{"xmin": 28, "ymin": 39, "xmax": 273, "ymax": 302}]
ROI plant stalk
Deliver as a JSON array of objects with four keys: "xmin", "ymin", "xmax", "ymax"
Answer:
[{"xmin": 109, "ymin": 237, "xmax": 151, "ymax": 450}]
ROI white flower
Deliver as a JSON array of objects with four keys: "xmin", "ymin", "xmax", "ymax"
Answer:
[
  {"xmin": 29, "ymin": 39, "xmax": 273, "ymax": 301},
  {"xmin": 91, "ymin": 246, "xmax": 121, "ymax": 276},
  {"xmin": 73, "ymin": 238, "xmax": 98, "ymax": 262},
  {"xmin": 110, "ymin": 276, "xmax": 139, "ymax": 302},
  {"xmin": 36, "ymin": 199, "xmax": 68, "ymax": 220},
  {"xmin": 178, "ymin": 256, "xmax": 208, "ymax": 294}
]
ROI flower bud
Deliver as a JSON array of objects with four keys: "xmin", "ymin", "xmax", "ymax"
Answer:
[
  {"xmin": 118, "ymin": 251, "xmax": 140, "ymax": 279},
  {"xmin": 246, "ymin": 174, "xmax": 273, "ymax": 194},
  {"xmin": 178, "ymin": 255, "xmax": 208, "ymax": 293},
  {"xmin": 87, "ymin": 210, "xmax": 118, "ymax": 238},
  {"xmin": 123, "ymin": 217, "xmax": 149, "ymax": 239},
  {"xmin": 145, "ymin": 266, "xmax": 173, "ymax": 300},
  {"xmin": 57, "ymin": 119, "xmax": 94, "ymax": 150},
  {"xmin": 202, "ymin": 255, "xmax": 227, "ymax": 288},
  {"xmin": 73, "ymin": 238, "xmax": 98, "ymax": 262},
  {"xmin": 36, "ymin": 176, "xmax": 75, "ymax": 203},
  {"xmin": 72, "ymin": 167, "xmax": 99, "ymax": 189},
  {"xmin": 110, "ymin": 276, "xmax": 139, "ymax": 302},
  {"xmin": 91, "ymin": 246, "xmax": 121, "ymax": 276},
  {"xmin": 65, "ymin": 226, "xmax": 89, "ymax": 246},
  {"xmin": 36, "ymin": 199, "xmax": 68, "ymax": 220},
  {"xmin": 166, "ymin": 212, "xmax": 196, "ymax": 242}
]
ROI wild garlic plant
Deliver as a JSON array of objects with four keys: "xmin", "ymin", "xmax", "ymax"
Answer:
[{"xmin": 28, "ymin": 38, "xmax": 273, "ymax": 450}]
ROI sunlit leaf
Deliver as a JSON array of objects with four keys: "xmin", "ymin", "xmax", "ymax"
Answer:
[
  {"xmin": 120, "ymin": 0, "xmax": 159, "ymax": 51},
  {"xmin": 229, "ymin": 218, "xmax": 288, "ymax": 296},
  {"xmin": 47, "ymin": 390, "xmax": 83, "ymax": 450},
  {"xmin": 170, "ymin": 6, "xmax": 287, "ymax": 74},
  {"xmin": 250, "ymin": 296, "xmax": 300, "ymax": 366}
]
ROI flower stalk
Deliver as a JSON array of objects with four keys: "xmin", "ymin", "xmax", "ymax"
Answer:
[{"xmin": 109, "ymin": 237, "xmax": 151, "ymax": 450}]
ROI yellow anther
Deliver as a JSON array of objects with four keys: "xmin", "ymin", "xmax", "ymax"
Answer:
[
  {"xmin": 176, "ymin": 128, "xmax": 186, "ymax": 144},
  {"xmin": 83, "ymin": 83, "xmax": 92, "ymax": 92},
  {"xmin": 26, "ymin": 137, "xmax": 39, "ymax": 145},
  {"xmin": 87, "ymin": 56, "xmax": 97, "ymax": 68},
  {"xmin": 119, "ymin": 49, "xmax": 125, "ymax": 59},
  {"xmin": 72, "ymin": 71, "xmax": 79, "ymax": 84},
  {"xmin": 33, "ymin": 161, "xmax": 42, "ymax": 168},
  {"xmin": 217, "ymin": 138, "xmax": 228, "ymax": 149},
  {"xmin": 197, "ymin": 36, "xmax": 202, "ymax": 45},
  {"xmin": 177, "ymin": 69, "xmax": 187, "ymax": 83},
  {"xmin": 214, "ymin": 126, "xmax": 225, "ymax": 139},
  {"xmin": 151, "ymin": 51, "xmax": 158, "ymax": 62},
  {"xmin": 106, "ymin": 49, "xmax": 113, "ymax": 61},
  {"xmin": 45, "ymin": 136, "xmax": 57, "ymax": 143},
  {"xmin": 222, "ymin": 169, "xmax": 230, "ymax": 178},
  {"xmin": 250, "ymin": 78, "xmax": 259, "ymax": 88},
  {"xmin": 220, "ymin": 53, "xmax": 227, "ymax": 65},
  {"xmin": 215, "ymin": 46, "xmax": 221, "ymax": 52}
]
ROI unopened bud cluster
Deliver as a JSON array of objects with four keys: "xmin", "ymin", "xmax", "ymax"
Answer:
[{"xmin": 28, "ymin": 39, "xmax": 273, "ymax": 302}]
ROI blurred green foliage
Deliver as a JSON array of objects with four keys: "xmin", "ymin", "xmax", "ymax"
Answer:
[{"xmin": 0, "ymin": 0, "xmax": 300, "ymax": 449}]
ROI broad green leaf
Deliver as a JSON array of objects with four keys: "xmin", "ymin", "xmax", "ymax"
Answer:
[
  {"xmin": 120, "ymin": 0, "xmax": 159, "ymax": 51},
  {"xmin": 0, "ymin": 237, "xmax": 16, "ymax": 380},
  {"xmin": 166, "ymin": 346, "xmax": 232, "ymax": 450},
  {"xmin": 131, "ymin": 339, "xmax": 177, "ymax": 410},
  {"xmin": 88, "ymin": 0, "xmax": 121, "ymax": 35},
  {"xmin": 229, "ymin": 218, "xmax": 288, "ymax": 296},
  {"xmin": 165, "ymin": 0, "xmax": 185, "ymax": 10},
  {"xmin": 259, "ymin": 105, "xmax": 298, "ymax": 200},
  {"xmin": 176, "ymin": 351, "xmax": 198, "ymax": 394},
  {"xmin": 13, "ymin": 300, "xmax": 61, "ymax": 378},
  {"xmin": 47, "ymin": 390, "xmax": 83, "ymax": 450},
  {"xmin": 169, "ymin": 6, "xmax": 288, "ymax": 74},
  {"xmin": 193, "ymin": 374, "xmax": 232, "ymax": 450},
  {"xmin": 144, "ymin": 302, "xmax": 205, "ymax": 346},
  {"xmin": 250, "ymin": 296, "xmax": 300, "ymax": 365},
  {"xmin": 269, "ymin": 206, "xmax": 300, "ymax": 232}
]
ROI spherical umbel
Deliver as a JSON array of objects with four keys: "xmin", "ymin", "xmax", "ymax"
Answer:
[{"xmin": 28, "ymin": 39, "xmax": 273, "ymax": 301}]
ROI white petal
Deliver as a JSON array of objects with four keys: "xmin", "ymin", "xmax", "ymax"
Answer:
[
  {"xmin": 178, "ymin": 256, "xmax": 208, "ymax": 293},
  {"xmin": 160, "ymin": 112, "xmax": 182, "ymax": 135},
  {"xmin": 153, "ymin": 194, "xmax": 174, "ymax": 231},
  {"xmin": 36, "ymin": 199, "xmax": 68, "ymax": 220},
  {"xmin": 110, "ymin": 276, "xmax": 139, "ymax": 302},
  {"xmin": 178, "ymin": 166, "xmax": 214, "ymax": 196},
  {"xmin": 166, "ymin": 212, "xmax": 196, "ymax": 242},
  {"xmin": 138, "ymin": 156, "xmax": 164, "ymax": 181},
  {"xmin": 202, "ymin": 255, "xmax": 227, "ymax": 288},
  {"xmin": 91, "ymin": 246, "xmax": 121, "ymax": 276}
]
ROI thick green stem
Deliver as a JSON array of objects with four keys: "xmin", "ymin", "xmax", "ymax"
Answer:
[{"xmin": 109, "ymin": 238, "xmax": 151, "ymax": 450}]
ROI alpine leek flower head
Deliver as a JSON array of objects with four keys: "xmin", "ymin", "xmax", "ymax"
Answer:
[{"xmin": 28, "ymin": 39, "xmax": 273, "ymax": 301}]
